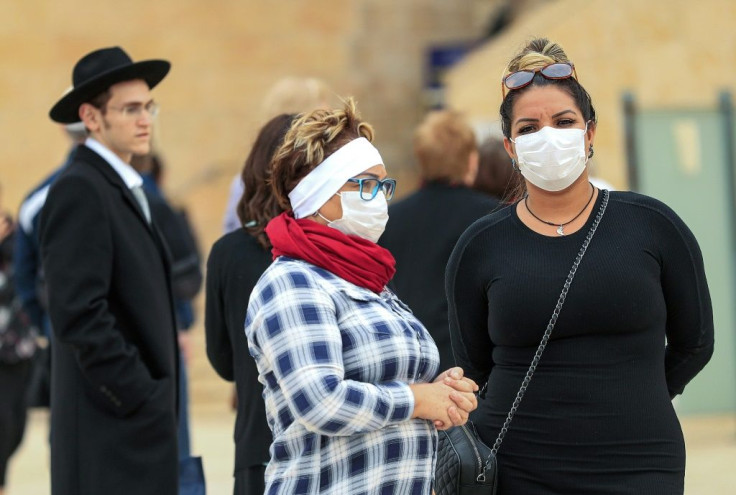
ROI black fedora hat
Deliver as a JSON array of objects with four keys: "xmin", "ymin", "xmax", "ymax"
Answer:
[{"xmin": 50, "ymin": 46, "xmax": 170, "ymax": 123}]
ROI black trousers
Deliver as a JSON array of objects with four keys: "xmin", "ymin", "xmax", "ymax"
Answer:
[
  {"xmin": 234, "ymin": 465, "xmax": 266, "ymax": 495},
  {"xmin": 0, "ymin": 359, "xmax": 32, "ymax": 486}
]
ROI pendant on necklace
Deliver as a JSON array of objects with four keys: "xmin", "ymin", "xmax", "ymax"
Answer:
[{"xmin": 556, "ymin": 225, "xmax": 565, "ymax": 236}]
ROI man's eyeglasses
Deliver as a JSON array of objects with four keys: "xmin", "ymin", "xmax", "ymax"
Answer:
[
  {"xmin": 501, "ymin": 62, "xmax": 577, "ymax": 98},
  {"xmin": 106, "ymin": 101, "xmax": 160, "ymax": 120},
  {"xmin": 346, "ymin": 177, "xmax": 397, "ymax": 201}
]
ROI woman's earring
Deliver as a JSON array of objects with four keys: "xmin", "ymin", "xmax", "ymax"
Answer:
[
  {"xmin": 588, "ymin": 145, "xmax": 594, "ymax": 159},
  {"xmin": 511, "ymin": 158, "xmax": 519, "ymax": 171}
]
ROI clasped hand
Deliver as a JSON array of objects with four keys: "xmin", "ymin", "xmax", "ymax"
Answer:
[{"xmin": 410, "ymin": 367, "xmax": 478, "ymax": 431}]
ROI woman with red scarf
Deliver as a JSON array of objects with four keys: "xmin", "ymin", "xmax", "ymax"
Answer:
[{"xmin": 245, "ymin": 99, "xmax": 477, "ymax": 494}]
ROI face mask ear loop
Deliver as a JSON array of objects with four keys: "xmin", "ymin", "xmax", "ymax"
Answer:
[
  {"xmin": 314, "ymin": 211, "xmax": 331, "ymax": 223},
  {"xmin": 508, "ymin": 137, "xmax": 518, "ymax": 168},
  {"xmin": 313, "ymin": 191, "xmax": 343, "ymax": 223}
]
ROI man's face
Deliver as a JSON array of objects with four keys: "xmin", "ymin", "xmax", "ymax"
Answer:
[{"xmin": 83, "ymin": 79, "xmax": 155, "ymax": 163}]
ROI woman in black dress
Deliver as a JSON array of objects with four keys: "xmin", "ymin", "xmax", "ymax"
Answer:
[
  {"xmin": 204, "ymin": 114, "xmax": 295, "ymax": 495},
  {"xmin": 446, "ymin": 38, "xmax": 714, "ymax": 494}
]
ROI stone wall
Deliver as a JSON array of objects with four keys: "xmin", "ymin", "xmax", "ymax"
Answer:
[
  {"xmin": 1, "ymin": 0, "xmax": 500, "ymax": 238},
  {"xmin": 0, "ymin": 0, "xmax": 501, "ymax": 404}
]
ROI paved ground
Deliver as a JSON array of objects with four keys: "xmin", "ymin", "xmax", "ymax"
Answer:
[
  {"xmin": 6, "ymin": 328, "xmax": 736, "ymax": 494},
  {"xmin": 6, "ymin": 407, "xmax": 736, "ymax": 494}
]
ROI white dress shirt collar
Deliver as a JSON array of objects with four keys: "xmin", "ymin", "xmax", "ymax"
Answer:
[{"xmin": 85, "ymin": 137, "xmax": 142, "ymax": 189}]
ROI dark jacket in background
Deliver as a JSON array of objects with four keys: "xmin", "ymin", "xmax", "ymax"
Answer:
[
  {"xmin": 39, "ymin": 145, "xmax": 179, "ymax": 495},
  {"xmin": 144, "ymin": 181, "xmax": 202, "ymax": 328},
  {"xmin": 0, "ymin": 226, "xmax": 36, "ymax": 487},
  {"xmin": 380, "ymin": 182, "xmax": 499, "ymax": 372},
  {"xmin": 205, "ymin": 229, "xmax": 272, "ymax": 478},
  {"xmin": 14, "ymin": 157, "xmax": 69, "ymax": 334}
]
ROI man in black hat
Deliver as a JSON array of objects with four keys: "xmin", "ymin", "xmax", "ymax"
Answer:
[{"xmin": 39, "ymin": 46, "xmax": 179, "ymax": 495}]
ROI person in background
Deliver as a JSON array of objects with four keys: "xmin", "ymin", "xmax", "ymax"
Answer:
[
  {"xmin": 447, "ymin": 37, "xmax": 713, "ymax": 494},
  {"xmin": 246, "ymin": 99, "xmax": 478, "ymax": 493},
  {"xmin": 380, "ymin": 110, "xmax": 498, "ymax": 371},
  {"xmin": 205, "ymin": 113, "xmax": 295, "ymax": 495},
  {"xmin": 15, "ymin": 121, "xmax": 87, "ymax": 339},
  {"xmin": 222, "ymin": 77, "xmax": 331, "ymax": 234},
  {"xmin": 15, "ymin": 121, "xmax": 87, "ymax": 410},
  {"xmin": 0, "ymin": 183, "xmax": 37, "ymax": 495},
  {"xmin": 131, "ymin": 152, "xmax": 202, "ymax": 466},
  {"xmin": 40, "ymin": 46, "xmax": 179, "ymax": 494},
  {"xmin": 219, "ymin": 76, "xmax": 334, "ymax": 424},
  {"xmin": 473, "ymin": 134, "xmax": 523, "ymax": 201}
]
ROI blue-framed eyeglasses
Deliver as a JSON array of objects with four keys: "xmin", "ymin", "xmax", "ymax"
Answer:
[{"xmin": 346, "ymin": 177, "xmax": 397, "ymax": 201}]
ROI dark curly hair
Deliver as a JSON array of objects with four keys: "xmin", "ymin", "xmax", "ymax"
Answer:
[{"xmin": 237, "ymin": 113, "xmax": 296, "ymax": 249}]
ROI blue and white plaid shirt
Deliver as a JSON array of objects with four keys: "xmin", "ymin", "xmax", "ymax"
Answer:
[{"xmin": 246, "ymin": 257, "xmax": 440, "ymax": 494}]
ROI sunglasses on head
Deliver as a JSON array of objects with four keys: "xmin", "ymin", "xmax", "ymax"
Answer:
[{"xmin": 501, "ymin": 62, "xmax": 577, "ymax": 98}]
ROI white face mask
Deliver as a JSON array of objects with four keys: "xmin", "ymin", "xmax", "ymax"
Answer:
[
  {"xmin": 512, "ymin": 125, "xmax": 588, "ymax": 192},
  {"xmin": 319, "ymin": 191, "xmax": 389, "ymax": 243}
]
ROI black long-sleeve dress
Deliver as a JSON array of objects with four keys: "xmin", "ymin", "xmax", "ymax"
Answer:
[
  {"xmin": 205, "ymin": 229, "xmax": 272, "ymax": 494},
  {"xmin": 446, "ymin": 190, "xmax": 714, "ymax": 494}
]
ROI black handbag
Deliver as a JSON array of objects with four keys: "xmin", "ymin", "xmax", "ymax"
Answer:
[
  {"xmin": 434, "ymin": 189, "xmax": 609, "ymax": 495},
  {"xmin": 436, "ymin": 422, "xmax": 497, "ymax": 495}
]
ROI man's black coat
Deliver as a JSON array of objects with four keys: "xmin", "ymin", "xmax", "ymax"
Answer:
[{"xmin": 39, "ymin": 144, "xmax": 179, "ymax": 495}]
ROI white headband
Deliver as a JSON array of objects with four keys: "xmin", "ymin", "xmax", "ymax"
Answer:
[{"xmin": 288, "ymin": 137, "xmax": 384, "ymax": 219}]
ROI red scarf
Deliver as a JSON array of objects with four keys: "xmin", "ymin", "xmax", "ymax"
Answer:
[{"xmin": 266, "ymin": 212, "xmax": 395, "ymax": 294}]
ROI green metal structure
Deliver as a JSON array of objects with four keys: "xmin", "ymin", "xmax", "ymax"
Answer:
[{"xmin": 624, "ymin": 92, "xmax": 736, "ymax": 414}]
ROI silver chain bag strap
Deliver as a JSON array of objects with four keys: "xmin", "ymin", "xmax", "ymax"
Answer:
[{"xmin": 435, "ymin": 189, "xmax": 609, "ymax": 495}]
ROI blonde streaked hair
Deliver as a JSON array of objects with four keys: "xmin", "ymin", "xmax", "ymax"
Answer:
[
  {"xmin": 501, "ymin": 38, "xmax": 571, "ymax": 79},
  {"xmin": 413, "ymin": 110, "xmax": 476, "ymax": 183},
  {"xmin": 270, "ymin": 97, "xmax": 374, "ymax": 210}
]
